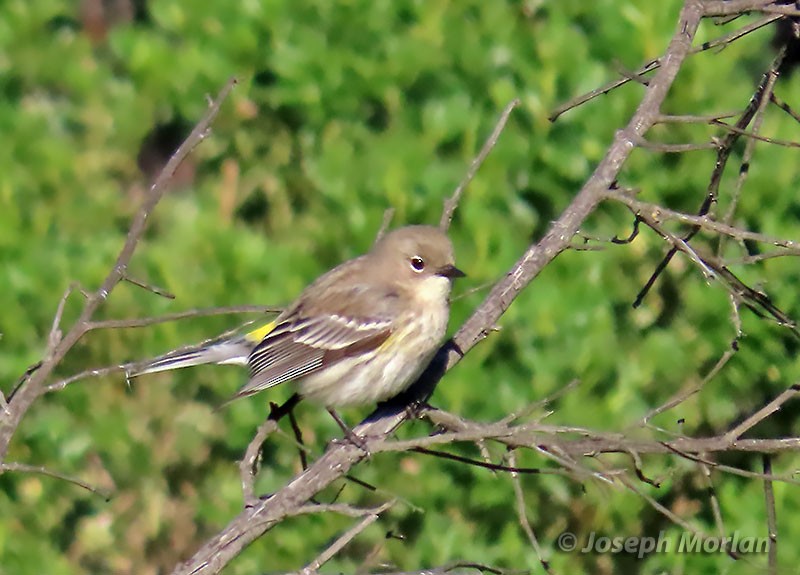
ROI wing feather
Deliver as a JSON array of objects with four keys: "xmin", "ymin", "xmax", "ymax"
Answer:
[{"xmin": 236, "ymin": 288, "xmax": 396, "ymax": 399}]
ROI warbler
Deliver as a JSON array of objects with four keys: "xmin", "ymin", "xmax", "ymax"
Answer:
[{"xmin": 127, "ymin": 225, "xmax": 464, "ymax": 408}]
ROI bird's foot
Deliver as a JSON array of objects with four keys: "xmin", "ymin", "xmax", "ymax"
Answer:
[{"xmin": 327, "ymin": 408, "xmax": 371, "ymax": 455}]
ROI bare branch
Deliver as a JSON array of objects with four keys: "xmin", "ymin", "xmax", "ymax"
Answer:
[
  {"xmin": 629, "ymin": 44, "xmax": 788, "ymax": 308},
  {"xmin": 46, "ymin": 282, "xmax": 79, "ymax": 355},
  {"xmin": 772, "ymin": 93, "xmax": 800, "ymax": 123},
  {"xmin": 507, "ymin": 451, "xmax": 552, "ymax": 574},
  {"xmin": 440, "ymin": 99, "xmax": 520, "ymax": 230},
  {"xmin": 408, "ymin": 446, "xmax": 578, "ymax": 477},
  {"xmin": 716, "ymin": 46, "xmax": 783, "ymax": 260},
  {"xmin": 12, "ymin": 3, "xmax": 800, "ymax": 574},
  {"xmin": 293, "ymin": 500, "xmax": 394, "ymax": 518},
  {"xmin": 700, "ymin": 463, "xmax": 726, "ymax": 539},
  {"xmin": 0, "ymin": 78, "xmax": 237, "ymax": 461},
  {"xmin": 606, "ymin": 190, "xmax": 800, "ymax": 249},
  {"xmin": 548, "ymin": 14, "xmax": 780, "ymax": 120},
  {"xmin": 40, "ymin": 306, "xmax": 280, "ymax": 394},
  {"xmin": 611, "ymin": 467, "xmax": 740, "ymax": 560},
  {"xmin": 725, "ymin": 248, "xmax": 800, "ymax": 264},
  {"xmin": 634, "ymin": 138, "xmax": 719, "ymax": 152},
  {"xmin": 763, "ymin": 455, "xmax": 778, "ymax": 575},
  {"xmin": 122, "ymin": 274, "xmax": 176, "ymax": 299},
  {"xmin": 702, "ymin": 0, "xmax": 792, "ymax": 17},
  {"xmin": 636, "ymin": 348, "xmax": 736, "ymax": 428},
  {"xmin": 44, "ymin": 365, "xmax": 128, "ymax": 394},
  {"xmin": 374, "ymin": 420, "xmax": 800, "ymax": 459},
  {"xmin": 297, "ymin": 501, "xmax": 393, "ymax": 575},
  {"xmin": 656, "ymin": 112, "xmax": 739, "ymax": 124},
  {"xmin": 85, "ymin": 305, "xmax": 279, "ymax": 332},
  {"xmin": 374, "ymin": 208, "xmax": 396, "ymax": 243},
  {"xmin": 240, "ymin": 419, "xmax": 280, "ymax": 506},
  {"xmin": 0, "ymin": 461, "xmax": 111, "ymax": 499},
  {"xmin": 373, "ymin": 563, "xmax": 525, "ymax": 575},
  {"xmin": 661, "ymin": 444, "xmax": 800, "ymax": 485},
  {"xmin": 724, "ymin": 384, "xmax": 800, "ymax": 443},
  {"xmin": 240, "ymin": 395, "xmax": 301, "ymax": 505}
]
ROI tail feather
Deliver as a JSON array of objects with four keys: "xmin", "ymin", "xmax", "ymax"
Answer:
[{"xmin": 127, "ymin": 338, "xmax": 253, "ymax": 378}]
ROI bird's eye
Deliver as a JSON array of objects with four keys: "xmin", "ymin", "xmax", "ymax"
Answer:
[{"xmin": 410, "ymin": 256, "xmax": 425, "ymax": 272}]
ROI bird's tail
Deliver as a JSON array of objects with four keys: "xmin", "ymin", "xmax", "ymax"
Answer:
[{"xmin": 126, "ymin": 337, "xmax": 254, "ymax": 378}]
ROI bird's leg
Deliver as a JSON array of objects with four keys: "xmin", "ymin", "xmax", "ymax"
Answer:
[
  {"xmin": 327, "ymin": 408, "xmax": 370, "ymax": 453},
  {"xmin": 287, "ymin": 406, "xmax": 309, "ymax": 470},
  {"xmin": 270, "ymin": 392, "xmax": 310, "ymax": 472}
]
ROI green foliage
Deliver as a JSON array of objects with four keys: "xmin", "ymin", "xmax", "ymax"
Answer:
[{"xmin": 2, "ymin": 1, "xmax": 800, "ymax": 573}]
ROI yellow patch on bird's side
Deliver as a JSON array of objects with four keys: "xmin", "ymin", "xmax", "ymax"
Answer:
[
  {"xmin": 244, "ymin": 320, "xmax": 277, "ymax": 342},
  {"xmin": 377, "ymin": 331, "xmax": 400, "ymax": 352}
]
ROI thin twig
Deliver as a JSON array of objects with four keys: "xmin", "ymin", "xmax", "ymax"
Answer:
[
  {"xmin": 716, "ymin": 46, "xmax": 783, "ymax": 258},
  {"xmin": 702, "ymin": 0, "xmax": 790, "ymax": 16},
  {"xmin": 46, "ymin": 283, "xmax": 78, "ymax": 354},
  {"xmin": 655, "ymin": 112, "xmax": 739, "ymax": 124},
  {"xmin": 45, "ymin": 365, "xmax": 128, "ymax": 394},
  {"xmin": 293, "ymin": 500, "xmax": 394, "ymax": 518},
  {"xmin": 507, "ymin": 451, "xmax": 552, "ymax": 574},
  {"xmin": 548, "ymin": 14, "xmax": 780, "ymax": 120},
  {"xmin": 288, "ymin": 409, "xmax": 309, "ymax": 471},
  {"xmin": 636, "ymin": 348, "xmax": 736, "ymax": 428},
  {"xmin": 605, "ymin": 190, "xmax": 800, "ymax": 250},
  {"xmin": 0, "ymin": 461, "xmax": 111, "ymax": 499},
  {"xmin": 634, "ymin": 138, "xmax": 719, "ymax": 153},
  {"xmin": 772, "ymin": 93, "xmax": 800, "ymax": 123},
  {"xmin": 86, "ymin": 305, "xmax": 277, "ymax": 331},
  {"xmin": 637, "ymin": 215, "xmax": 718, "ymax": 280},
  {"xmin": 440, "ymin": 99, "xmax": 520, "ymax": 230},
  {"xmin": 298, "ymin": 501, "xmax": 393, "ymax": 575},
  {"xmin": 409, "ymin": 446, "xmax": 579, "ymax": 477},
  {"xmin": 611, "ymin": 466, "xmax": 739, "ymax": 561},
  {"xmin": 500, "ymin": 379, "xmax": 582, "ymax": 426},
  {"xmin": 631, "ymin": 48, "xmax": 786, "ymax": 307},
  {"xmin": 661, "ymin": 443, "xmax": 800, "ymax": 486},
  {"xmin": 711, "ymin": 118, "xmax": 799, "ymax": 149},
  {"xmin": 763, "ymin": 454, "xmax": 778, "ymax": 575},
  {"xmin": 725, "ymin": 248, "xmax": 800, "ymax": 265},
  {"xmin": 0, "ymin": 77, "xmax": 238, "ymax": 461},
  {"xmin": 240, "ymin": 418, "xmax": 280, "ymax": 506},
  {"xmin": 122, "ymin": 274, "xmax": 176, "ymax": 299},
  {"xmin": 373, "ymin": 563, "xmax": 524, "ymax": 575},
  {"xmin": 700, "ymin": 463, "xmax": 726, "ymax": 539},
  {"xmin": 724, "ymin": 384, "xmax": 800, "ymax": 443},
  {"xmin": 375, "ymin": 208, "xmax": 396, "ymax": 244}
]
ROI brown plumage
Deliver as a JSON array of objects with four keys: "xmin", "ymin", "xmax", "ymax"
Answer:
[{"xmin": 128, "ymin": 225, "xmax": 464, "ymax": 407}]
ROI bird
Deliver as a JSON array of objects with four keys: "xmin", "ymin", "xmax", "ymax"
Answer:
[{"xmin": 127, "ymin": 225, "xmax": 464, "ymax": 411}]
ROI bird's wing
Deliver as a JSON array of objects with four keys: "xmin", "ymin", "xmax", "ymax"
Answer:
[{"xmin": 237, "ymin": 282, "xmax": 398, "ymax": 399}]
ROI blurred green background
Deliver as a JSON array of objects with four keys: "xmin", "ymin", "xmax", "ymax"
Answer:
[{"xmin": 2, "ymin": 1, "xmax": 800, "ymax": 573}]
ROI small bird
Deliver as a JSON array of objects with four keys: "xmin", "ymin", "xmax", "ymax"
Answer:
[{"xmin": 127, "ymin": 225, "xmax": 464, "ymax": 410}]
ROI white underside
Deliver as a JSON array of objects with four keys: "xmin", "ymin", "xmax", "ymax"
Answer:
[{"xmin": 297, "ymin": 341, "xmax": 436, "ymax": 406}]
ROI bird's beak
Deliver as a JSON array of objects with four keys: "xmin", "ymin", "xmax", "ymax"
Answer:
[{"xmin": 437, "ymin": 264, "xmax": 466, "ymax": 279}]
